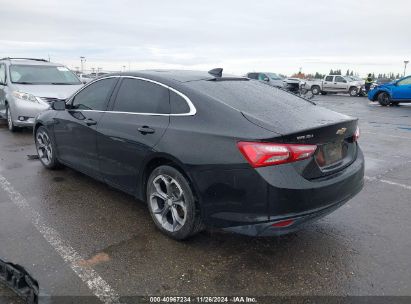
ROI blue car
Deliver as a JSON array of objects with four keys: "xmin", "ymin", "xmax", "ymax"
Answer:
[{"xmin": 368, "ymin": 75, "xmax": 411, "ymax": 106}]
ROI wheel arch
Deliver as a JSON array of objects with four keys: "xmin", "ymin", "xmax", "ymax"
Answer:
[
  {"xmin": 375, "ymin": 89, "xmax": 392, "ymax": 101},
  {"xmin": 138, "ymin": 153, "xmax": 200, "ymax": 206},
  {"xmin": 33, "ymin": 122, "xmax": 44, "ymax": 135}
]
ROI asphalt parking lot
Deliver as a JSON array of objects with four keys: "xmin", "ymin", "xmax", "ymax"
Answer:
[{"xmin": 0, "ymin": 95, "xmax": 410, "ymax": 302}]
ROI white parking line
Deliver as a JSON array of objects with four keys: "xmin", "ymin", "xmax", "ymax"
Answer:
[
  {"xmin": 0, "ymin": 174, "xmax": 122, "ymax": 304},
  {"xmin": 365, "ymin": 176, "xmax": 411, "ymax": 190}
]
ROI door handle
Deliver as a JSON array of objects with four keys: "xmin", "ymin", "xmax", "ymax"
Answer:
[
  {"xmin": 138, "ymin": 126, "xmax": 155, "ymax": 134},
  {"xmin": 86, "ymin": 118, "xmax": 97, "ymax": 126}
]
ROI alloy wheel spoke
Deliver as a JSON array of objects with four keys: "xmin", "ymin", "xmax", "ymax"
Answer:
[
  {"xmin": 171, "ymin": 206, "xmax": 184, "ymax": 226},
  {"xmin": 161, "ymin": 205, "xmax": 170, "ymax": 224},
  {"xmin": 153, "ymin": 181, "xmax": 167, "ymax": 199},
  {"xmin": 173, "ymin": 200, "xmax": 185, "ymax": 208},
  {"xmin": 152, "ymin": 191, "xmax": 167, "ymax": 201}
]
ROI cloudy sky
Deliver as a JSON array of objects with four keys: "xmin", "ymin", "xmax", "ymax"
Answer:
[{"xmin": 1, "ymin": 0, "xmax": 410, "ymax": 76}]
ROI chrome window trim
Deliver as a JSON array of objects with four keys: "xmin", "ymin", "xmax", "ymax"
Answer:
[{"xmin": 70, "ymin": 75, "xmax": 196, "ymax": 116}]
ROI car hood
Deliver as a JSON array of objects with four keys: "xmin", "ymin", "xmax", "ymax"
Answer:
[
  {"xmin": 283, "ymin": 78, "xmax": 301, "ymax": 84},
  {"xmin": 376, "ymin": 82, "xmax": 395, "ymax": 90},
  {"xmin": 12, "ymin": 84, "xmax": 83, "ymax": 99}
]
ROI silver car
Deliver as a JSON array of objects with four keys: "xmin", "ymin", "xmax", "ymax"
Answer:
[{"xmin": 0, "ymin": 58, "xmax": 83, "ymax": 131}]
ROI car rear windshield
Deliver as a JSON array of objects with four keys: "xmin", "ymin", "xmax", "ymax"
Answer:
[
  {"xmin": 10, "ymin": 65, "xmax": 81, "ymax": 85},
  {"xmin": 186, "ymin": 80, "xmax": 314, "ymax": 114}
]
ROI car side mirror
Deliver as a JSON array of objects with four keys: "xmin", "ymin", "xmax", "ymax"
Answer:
[
  {"xmin": 263, "ymin": 77, "xmax": 269, "ymax": 82},
  {"xmin": 51, "ymin": 100, "xmax": 66, "ymax": 111}
]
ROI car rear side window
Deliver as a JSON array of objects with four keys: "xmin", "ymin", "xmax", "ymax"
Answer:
[
  {"xmin": 325, "ymin": 76, "xmax": 334, "ymax": 82},
  {"xmin": 72, "ymin": 77, "xmax": 117, "ymax": 110},
  {"xmin": 0, "ymin": 64, "xmax": 6, "ymax": 84},
  {"xmin": 170, "ymin": 90, "xmax": 190, "ymax": 114},
  {"xmin": 113, "ymin": 78, "xmax": 170, "ymax": 114}
]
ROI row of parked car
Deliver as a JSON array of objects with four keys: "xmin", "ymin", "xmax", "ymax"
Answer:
[{"xmin": 244, "ymin": 71, "xmax": 411, "ymax": 106}]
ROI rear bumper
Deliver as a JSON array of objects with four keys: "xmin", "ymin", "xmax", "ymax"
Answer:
[
  {"xmin": 223, "ymin": 179, "xmax": 363, "ymax": 236},
  {"xmin": 191, "ymin": 147, "xmax": 364, "ymax": 234}
]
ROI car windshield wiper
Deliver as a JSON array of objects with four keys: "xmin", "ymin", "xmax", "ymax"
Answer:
[
  {"xmin": 13, "ymin": 81, "xmax": 35, "ymax": 84},
  {"xmin": 50, "ymin": 82, "xmax": 78, "ymax": 85}
]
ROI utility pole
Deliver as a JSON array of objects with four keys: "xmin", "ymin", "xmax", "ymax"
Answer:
[
  {"xmin": 80, "ymin": 56, "xmax": 86, "ymax": 74},
  {"xmin": 404, "ymin": 60, "xmax": 409, "ymax": 77}
]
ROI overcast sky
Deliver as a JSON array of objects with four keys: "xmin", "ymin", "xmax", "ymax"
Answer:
[{"xmin": 1, "ymin": 0, "xmax": 410, "ymax": 76}]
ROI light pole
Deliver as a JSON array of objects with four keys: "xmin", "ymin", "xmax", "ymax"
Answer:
[
  {"xmin": 404, "ymin": 60, "xmax": 409, "ymax": 77},
  {"xmin": 80, "ymin": 56, "xmax": 86, "ymax": 74},
  {"xmin": 97, "ymin": 67, "xmax": 102, "ymax": 77}
]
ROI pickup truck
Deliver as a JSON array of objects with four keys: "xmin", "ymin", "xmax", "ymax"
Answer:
[
  {"xmin": 305, "ymin": 75, "xmax": 363, "ymax": 97},
  {"xmin": 246, "ymin": 72, "xmax": 302, "ymax": 93}
]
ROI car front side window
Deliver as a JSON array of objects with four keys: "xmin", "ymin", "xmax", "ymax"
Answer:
[
  {"xmin": 72, "ymin": 78, "xmax": 117, "ymax": 111},
  {"xmin": 397, "ymin": 77, "xmax": 411, "ymax": 86}
]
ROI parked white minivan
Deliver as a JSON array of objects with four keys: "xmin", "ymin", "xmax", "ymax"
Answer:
[{"xmin": 0, "ymin": 58, "xmax": 83, "ymax": 131}]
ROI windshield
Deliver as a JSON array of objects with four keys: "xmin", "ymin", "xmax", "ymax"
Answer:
[
  {"xmin": 10, "ymin": 65, "xmax": 81, "ymax": 84},
  {"xmin": 347, "ymin": 76, "xmax": 361, "ymax": 81},
  {"xmin": 267, "ymin": 73, "xmax": 284, "ymax": 80}
]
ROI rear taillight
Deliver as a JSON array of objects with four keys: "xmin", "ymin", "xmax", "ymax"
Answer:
[
  {"xmin": 237, "ymin": 141, "xmax": 317, "ymax": 168},
  {"xmin": 353, "ymin": 126, "xmax": 360, "ymax": 142}
]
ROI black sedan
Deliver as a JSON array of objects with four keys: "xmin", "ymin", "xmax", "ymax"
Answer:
[{"xmin": 34, "ymin": 69, "xmax": 364, "ymax": 240}]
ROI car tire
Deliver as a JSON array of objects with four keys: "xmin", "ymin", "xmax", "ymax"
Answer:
[
  {"xmin": 377, "ymin": 92, "xmax": 391, "ymax": 106},
  {"xmin": 35, "ymin": 126, "xmax": 61, "ymax": 169},
  {"xmin": 320, "ymin": 91, "xmax": 328, "ymax": 95},
  {"xmin": 146, "ymin": 165, "xmax": 203, "ymax": 240},
  {"xmin": 311, "ymin": 86, "xmax": 321, "ymax": 95},
  {"xmin": 349, "ymin": 87, "xmax": 358, "ymax": 97},
  {"xmin": 391, "ymin": 101, "xmax": 400, "ymax": 106},
  {"xmin": 5, "ymin": 104, "xmax": 18, "ymax": 132}
]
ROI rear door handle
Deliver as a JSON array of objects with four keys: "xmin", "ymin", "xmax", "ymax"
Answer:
[
  {"xmin": 86, "ymin": 118, "xmax": 97, "ymax": 126},
  {"xmin": 138, "ymin": 126, "xmax": 155, "ymax": 134}
]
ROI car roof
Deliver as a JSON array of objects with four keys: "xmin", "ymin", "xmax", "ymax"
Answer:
[
  {"xmin": 1, "ymin": 58, "xmax": 63, "ymax": 67},
  {"xmin": 113, "ymin": 70, "xmax": 217, "ymax": 83}
]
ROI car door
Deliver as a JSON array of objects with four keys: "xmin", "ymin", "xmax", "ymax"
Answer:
[
  {"xmin": 323, "ymin": 76, "xmax": 335, "ymax": 91},
  {"xmin": 334, "ymin": 76, "xmax": 349, "ymax": 92},
  {"xmin": 53, "ymin": 77, "xmax": 119, "ymax": 177},
  {"xmin": 392, "ymin": 77, "xmax": 411, "ymax": 100},
  {"xmin": 97, "ymin": 77, "xmax": 170, "ymax": 193},
  {"xmin": 0, "ymin": 63, "xmax": 7, "ymax": 116}
]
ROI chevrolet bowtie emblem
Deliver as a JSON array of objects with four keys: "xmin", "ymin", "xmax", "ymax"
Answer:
[{"xmin": 336, "ymin": 127, "xmax": 347, "ymax": 135}]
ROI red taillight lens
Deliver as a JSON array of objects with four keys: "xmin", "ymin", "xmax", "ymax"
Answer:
[
  {"xmin": 353, "ymin": 126, "xmax": 360, "ymax": 142},
  {"xmin": 237, "ymin": 142, "xmax": 317, "ymax": 168},
  {"xmin": 272, "ymin": 219, "xmax": 294, "ymax": 227}
]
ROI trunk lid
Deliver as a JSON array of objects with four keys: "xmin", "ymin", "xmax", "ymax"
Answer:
[{"xmin": 240, "ymin": 99, "xmax": 358, "ymax": 179}]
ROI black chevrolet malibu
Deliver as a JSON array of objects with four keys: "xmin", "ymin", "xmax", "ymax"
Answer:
[{"xmin": 34, "ymin": 69, "xmax": 364, "ymax": 240}]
